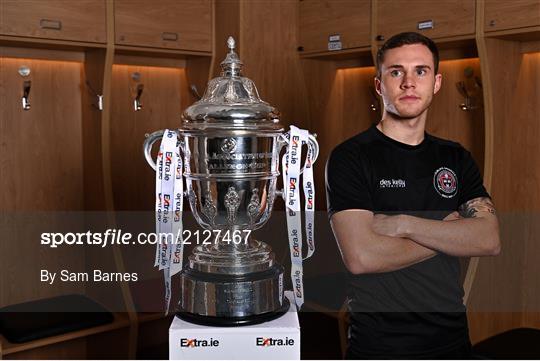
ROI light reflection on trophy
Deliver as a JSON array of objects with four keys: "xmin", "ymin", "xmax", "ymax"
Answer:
[{"xmin": 143, "ymin": 37, "xmax": 319, "ymax": 326}]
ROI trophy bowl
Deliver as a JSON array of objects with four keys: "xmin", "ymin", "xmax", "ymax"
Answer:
[
  {"xmin": 143, "ymin": 37, "xmax": 318, "ymax": 325},
  {"xmin": 182, "ymin": 133, "xmax": 281, "ymax": 231}
]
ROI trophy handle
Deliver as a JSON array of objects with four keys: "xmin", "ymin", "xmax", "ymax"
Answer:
[
  {"xmin": 143, "ymin": 130, "xmax": 165, "ymax": 170},
  {"xmin": 144, "ymin": 129, "xmax": 185, "ymax": 171},
  {"xmin": 279, "ymin": 131, "xmax": 320, "ymax": 173},
  {"xmin": 306, "ymin": 133, "xmax": 320, "ymax": 166}
]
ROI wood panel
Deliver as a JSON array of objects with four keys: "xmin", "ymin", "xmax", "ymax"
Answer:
[
  {"xmin": 135, "ymin": 316, "xmax": 172, "ymax": 357},
  {"xmin": 186, "ymin": 56, "xmax": 212, "ymax": 104},
  {"xmin": 0, "ymin": 314, "xmax": 133, "ymax": 359},
  {"xmin": 212, "ymin": 0, "xmax": 240, "ymax": 77},
  {"xmin": 240, "ymin": 0, "xmax": 310, "ymax": 131},
  {"xmin": 0, "ymin": 213, "xmax": 87, "ymax": 307},
  {"xmin": 86, "ymin": 326, "xmax": 132, "ymax": 359},
  {"xmin": 0, "ymin": 46, "xmax": 85, "ymax": 62},
  {"xmin": 0, "ymin": 57, "xmax": 86, "ymax": 306},
  {"xmin": 376, "ymin": 0, "xmax": 475, "ymax": 42},
  {"xmin": 468, "ymin": 312, "xmax": 524, "ymax": 344},
  {"xmin": 302, "ymin": 62, "xmax": 379, "ymax": 211},
  {"xmin": 0, "ymin": 57, "xmax": 84, "ymax": 211},
  {"xmin": 3, "ymin": 337, "xmax": 87, "ymax": 360},
  {"xmin": 110, "ymin": 64, "xmax": 187, "ymax": 211},
  {"xmin": 0, "ymin": 0, "xmax": 106, "ymax": 43},
  {"xmin": 426, "ymin": 58, "xmax": 485, "ymax": 168},
  {"xmin": 485, "ymin": 48, "xmax": 538, "ymax": 210},
  {"xmin": 484, "ymin": 0, "xmax": 540, "ymax": 33},
  {"xmin": 114, "ymin": 0, "xmax": 212, "ymax": 52},
  {"xmin": 299, "ymin": 0, "xmax": 371, "ymax": 54},
  {"xmin": 82, "ymin": 49, "xmax": 108, "ymax": 211},
  {"xmin": 299, "ymin": 62, "xmax": 380, "ymax": 274},
  {"xmin": 468, "ymin": 42, "xmax": 540, "ymax": 342}
]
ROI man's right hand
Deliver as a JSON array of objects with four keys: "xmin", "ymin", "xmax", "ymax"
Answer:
[{"xmin": 444, "ymin": 211, "xmax": 461, "ymax": 221}]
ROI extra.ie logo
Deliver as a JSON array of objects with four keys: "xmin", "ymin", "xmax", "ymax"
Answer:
[
  {"xmin": 180, "ymin": 338, "xmax": 219, "ymax": 348},
  {"xmin": 256, "ymin": 337, "xmax": 295, "ymax": 347},
  {"xmin": 288, "ymin": 177, "xmax": 297, "ymax": 206}
]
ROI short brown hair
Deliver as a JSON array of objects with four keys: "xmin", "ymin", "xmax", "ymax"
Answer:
[{"xmin": 376, "ymin": 32, "xmax": 439, "ymax": 78}]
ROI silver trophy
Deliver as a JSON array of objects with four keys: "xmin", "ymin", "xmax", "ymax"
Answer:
[{"xmin": 143, "ymin": 37, "xmax": 319, "ymax": 325}]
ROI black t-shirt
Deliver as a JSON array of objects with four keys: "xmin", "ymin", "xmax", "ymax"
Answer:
[{"xmin": 325, "ymin": 124, "xmax": 489, "ymax": 356}]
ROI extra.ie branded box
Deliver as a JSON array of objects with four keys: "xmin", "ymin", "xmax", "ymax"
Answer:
[{"xmin": 169, "ymin": 292, "xmax": 300, "ymax": 360}]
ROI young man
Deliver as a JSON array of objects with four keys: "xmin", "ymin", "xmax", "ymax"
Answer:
[{"xmin": 325, "ymin": 32, "xmax": 500, "ymax": 359}]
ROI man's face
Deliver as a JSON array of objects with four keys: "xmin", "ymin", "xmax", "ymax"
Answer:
[{"xmin": 375, "ymin": 43, "xmax": 442, "ymax": 119}]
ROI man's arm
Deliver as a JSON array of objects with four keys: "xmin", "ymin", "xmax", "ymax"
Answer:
[
  {"xmin": 330, "ymin": 209, "xmax": 439, "ymax": 275},
  {"xmin": 373, "ymin": 197, "xmax": 501, "ymax": 257}
]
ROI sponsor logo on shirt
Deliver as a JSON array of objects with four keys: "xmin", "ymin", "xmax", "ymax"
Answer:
[
  {"xmin": 379, "ymin": 179, "xmax": 406, "ymax": 188},
  {"xmin": 433, "ymin": 167, "xmax": 458, "ymax": 198}
]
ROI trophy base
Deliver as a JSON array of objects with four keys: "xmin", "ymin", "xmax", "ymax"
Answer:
[
  {"xmin": 179, "ymin": 264, "xmax": 287, "ymax": 325},
  {"xmin": 176, "ymin": 298, "xmax": 290, "ymax": 327}
]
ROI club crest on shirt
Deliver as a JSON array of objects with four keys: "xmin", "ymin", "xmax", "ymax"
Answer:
[{"xmin": 433, "ymin": 167, "xmax": 458, "ymax": 198}]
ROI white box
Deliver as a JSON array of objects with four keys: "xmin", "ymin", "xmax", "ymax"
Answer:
[{"xmin": 169, "ymin": 292, "xmax": 300, "ymax": 360}]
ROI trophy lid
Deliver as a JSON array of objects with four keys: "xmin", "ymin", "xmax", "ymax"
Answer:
[{"xmin": 182, "ymin": 37, "xmax": 282, "ymax": 132}]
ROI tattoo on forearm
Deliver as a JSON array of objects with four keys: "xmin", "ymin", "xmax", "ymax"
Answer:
[{"xmin": 458, "ymin": 197, "xmax": 496, "ymax": 218}]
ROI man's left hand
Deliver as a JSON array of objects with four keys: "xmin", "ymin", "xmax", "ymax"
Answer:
[{"xmin": 372, "ymin": 214, "xmax": 406, "ymax": 238}]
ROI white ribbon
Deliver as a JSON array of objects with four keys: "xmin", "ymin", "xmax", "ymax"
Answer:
[
  {"xmin": 282, "ymin": 125, "xmax": 316, "ymax": 310},
  {"xmin": 154, "ymin": 129, "xmax": 184, "ymax": 313},
  {"xmin": 154, "ymin": 146, "xmax": 163, "ymax": 267},
  {"xmin": 303, "ymin": 140, "xmax": 315, "ymax": 260},
  {"xmin": 170, "ymin": 141, "xmax": 184, "ymax": 277}
]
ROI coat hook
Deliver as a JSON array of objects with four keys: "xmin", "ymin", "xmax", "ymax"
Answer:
[
  {"xmin": 456, "ymin": 81, "xmax": 473, "ymax": 111},
  {"xmin": 190, "ymin": 84, "xmax": 202, "ymax": 100},
  {"xmin": 134, "ymin": 83, "xmax": 144, "ymax": 111},
  {"xmin": 85, "ymin": 81, "xmax": 103, "ymax": 111},
  {"xmin": 22, "ymin": 80, "xmax": 31, "ymax": 111},
  {"xmin": 18, "ymin": 66, "xmax": 31, "ymax": 111},
  {"xmin": 457, "ymin": 67, "xmax": 483, "ymax": 111}
]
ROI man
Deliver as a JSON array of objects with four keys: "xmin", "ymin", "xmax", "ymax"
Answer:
[{"xmin": 325, "ymin": 32, "xmax": 500, "ymax": 359}]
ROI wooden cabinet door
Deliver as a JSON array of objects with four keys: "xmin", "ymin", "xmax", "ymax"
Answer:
[
  {"xmin": 484, "ymin": 0, "xmax": 540, "ymax": 32},
  {"xmin": 0, "ymin": 57, "xmax": 84, "ymax": 211},
  {"xmin": 114, "ymin": 0, "xmax": 212, "ymax": 52},
  {"xmin": 110, "ymin": 65, "xmax": 187, "ymax": 210},
  {"xmin": 376, "ymin": 0, "xmax": 475, "ymax": 42},
  {"xmin": 299, "ymin": 0, "xmax": 371, "ymax": 54},
  {"xmin": 0, "ymin": 0, "xmax": 106, "ymax": 43}
]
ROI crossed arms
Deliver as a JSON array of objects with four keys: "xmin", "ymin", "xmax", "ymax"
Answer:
[{"xmin": 330, "ymin": 197, "xmax": 501, "ymax": 275}]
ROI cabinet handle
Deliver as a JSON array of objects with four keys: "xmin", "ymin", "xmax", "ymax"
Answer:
[
  {"xmin": 40, "ymin": 19, "xmax": 62, "ymax": 30},
  {"xmin": 162, "ymin": 32, "xmax": 178, "ymax": 41},
  {"xmin": 376, "ymin": 35, "xmax": 385, "ymax": 41},
  {"xmin": 489, "ymin": 20, "xmax": 496, "ymax": 27}
]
